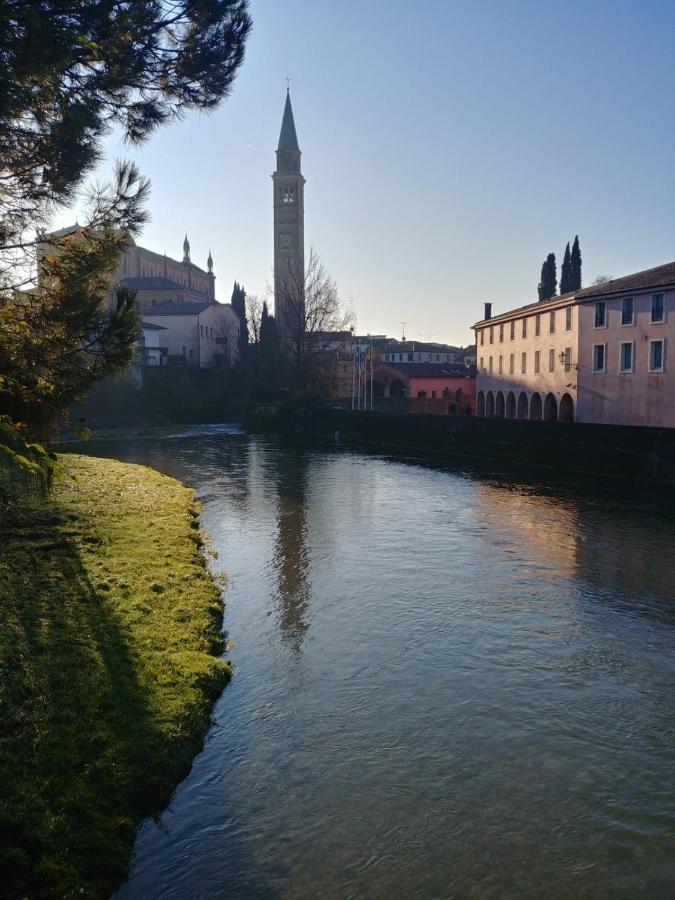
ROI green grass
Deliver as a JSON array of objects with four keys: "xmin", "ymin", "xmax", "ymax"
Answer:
[{"xmin": 0, "ymin": 454, "xmax": 232, "ymax": 898}]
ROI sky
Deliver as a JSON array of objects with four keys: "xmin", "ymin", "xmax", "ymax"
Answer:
[{"xmin": 54, "ymin": 0, "xmax": 675, "ymax": 347}]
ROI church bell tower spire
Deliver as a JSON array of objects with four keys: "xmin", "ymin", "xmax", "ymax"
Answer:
[{"xmin": 273, "ymin": 88, "xmax": 305, "ymax": 340}]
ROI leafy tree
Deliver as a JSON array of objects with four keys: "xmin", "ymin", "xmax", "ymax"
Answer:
[
  {"xmin": 560, "ymin": 242, "xmax": 572, "ymax": 294},
  {"xmin": 274, "ymin": 248, "xmax": 354, "ymax": 390},
  {"xmin": 537, "ymin": 252, "xmax": 557, "ymax": 301},
  {"xmin": 0, "ymin": 1, "xmax": 251, "ymax": 491},
  {"xmin": 570, "ymin": 235, "xmax": 582, "ymax": 290}
]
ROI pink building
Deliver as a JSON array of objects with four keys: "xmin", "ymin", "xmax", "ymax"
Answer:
[
  {"xmin": 473, "ymin": 261, "xmax": 675, "ymax": 427},
  {"xmin": 373, "ymin": 362, "xmax": 476, "ymax": 414}
]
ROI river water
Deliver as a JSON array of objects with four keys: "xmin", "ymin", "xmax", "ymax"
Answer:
[{"xmin": 97, "ymin": 428, "xmax": 675, "ymax": 899}]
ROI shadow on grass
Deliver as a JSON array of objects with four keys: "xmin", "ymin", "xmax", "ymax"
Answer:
[{"xmin": 0, "ymin": 503, "xmax": 208, "ymax": 898}]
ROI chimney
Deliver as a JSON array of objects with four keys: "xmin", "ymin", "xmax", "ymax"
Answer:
[{"xmin": 484, "ymin": 302, "xmax": 492, "ymax": 320}]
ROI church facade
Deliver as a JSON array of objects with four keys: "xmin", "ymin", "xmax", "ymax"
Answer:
[{"xmin": 273, "ymin": 90, "xmax": 305, "ymax": 340}]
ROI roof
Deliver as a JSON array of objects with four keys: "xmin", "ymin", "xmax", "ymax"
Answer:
[
  {"xmin": 375, "ymin": 362, "xmax": 473, "ymax": 378},
  {"xmin": 474, "ymin": 260, "xmax": 675, "ymax": 328},
  {"xmin": 145, "ymin": 301, "xmax": 214, "ymax": 316},
  {"xmin": 122, "ymin": 276, "xmax": 183, "ymax": 292},
  {"xmin": 140, "ymin": 320, "xmax": 166, "ymax": 330},
  {"xmin": 277, "ymin": 91, "xmax": 300, "ymax": 152},
  {"xmin": 574, "ymin": 261, "xmax": 675, "ymax": 299},
  {"xmin": 384, "ymin": 340, "xmax": 459, "ymax": 353}
]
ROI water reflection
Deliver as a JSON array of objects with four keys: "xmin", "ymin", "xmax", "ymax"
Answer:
[
  {"xmin": 269, "ymin": 448, "xmax": 311, "ymax": 652},
  {"xmin": 85, "ymin": 433, "xmax": 675, "ymax": 900}
]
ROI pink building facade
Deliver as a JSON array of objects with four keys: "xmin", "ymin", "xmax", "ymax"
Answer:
[
  {"xmin": 373, "ymin": 363, "xmax": 476, "ymax": 414},
  {"xmin": 473, "ymin": 261, "xmax": 675, "ymax": 428}
]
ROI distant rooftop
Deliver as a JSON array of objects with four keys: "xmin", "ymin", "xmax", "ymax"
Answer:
[
  {"xmin": 122, "ymin": 276, "xmax": 182, "ymax": 292},
  {"xmin": 384, "ymin": 340, "xmax": 460, "ymax": 353},
  {"xmin": 376, "ymin": 362, "xmax": 473, "ymax": 377},
  {"xmin": 121, "ymin": 276, "xmax": 211, "ymax": 299},
  {"xmin": 144, "ymin": 301, "xmax": 215, "ymax": 316}
]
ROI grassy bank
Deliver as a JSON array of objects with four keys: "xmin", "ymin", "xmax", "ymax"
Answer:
[{"xmin": 0, "ymin": 455, "xmax": 232, "ymax": 898}]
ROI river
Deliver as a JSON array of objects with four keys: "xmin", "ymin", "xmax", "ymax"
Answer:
[{"xmin": 93, "ymin": 427, "xmax": 675, "ymax": 899}]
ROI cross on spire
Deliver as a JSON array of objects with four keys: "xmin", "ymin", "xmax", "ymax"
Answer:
[{"xmin": 285, "ymin": 75, "xmax": 291, "ymax": 92}]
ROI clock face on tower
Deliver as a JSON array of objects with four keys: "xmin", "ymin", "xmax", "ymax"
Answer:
[{"xmin": 278, "ymin": 233, "xmax": 295, "ymax": 250}]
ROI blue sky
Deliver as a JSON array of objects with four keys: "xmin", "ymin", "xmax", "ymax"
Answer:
[{"xmin": 56, "ymin": 0, "xmax": 675, "ymax": 346}]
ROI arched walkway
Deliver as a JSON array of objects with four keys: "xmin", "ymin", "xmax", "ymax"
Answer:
[
  {"xmin": 559, "ymin": 393, "xmax": 574, "ymax": 423},
  {"xmin": 495, "ymin": 391, "xmax": 505, "ymax": 418},
  {"xmin": 505, "ymin": 391, "xmax": 516, "ymax": 419},
  {"xmin": 517, "ymin": 391, "xmax": 528, "ymax": 419},
  {"xmin": 530, "ymin": 393, "xmax": 542, "ymax": 420},
  {"xmin": 486, "ymin": 391, "xmax": 495, "ymax": 417},
  {"xmin": 477, "ymin": 391, "xmax": 485, "ymax": 417},
  {"xmin": 544, "ymin": 393, "xmax": 558, "ymax": 421}
]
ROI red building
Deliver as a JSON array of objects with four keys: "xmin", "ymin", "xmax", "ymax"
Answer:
[{"xmin": 372, "ymin": 362, "xmax": 476, "ymax": 414}]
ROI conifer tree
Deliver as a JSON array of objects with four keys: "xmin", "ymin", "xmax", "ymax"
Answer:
[
  {"xmin": 230, "ymin": 281, "xmax": 249, "ymax": 352},
  {"xmin": 537, "ymin": 253, "xmax": 557, "ymax": 301},
  {"xmin": 0, "ymin": 0, "xmax": 252, "ymax": 456},
  {"xmin": 260, "ymin": 302, "xmax": 279, "ymax": 355},
  {"xmin": 560, "ymin": 242, "xmax": 572, "ymax": 294},
  {"xmin": 570, "ymin": 235, "xmax": 582, "ymax": 290}
]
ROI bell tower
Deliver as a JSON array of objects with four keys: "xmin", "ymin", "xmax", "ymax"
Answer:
[{"xmin": 273, "ymin": 89, "xmax": 305, "ymax": 340}]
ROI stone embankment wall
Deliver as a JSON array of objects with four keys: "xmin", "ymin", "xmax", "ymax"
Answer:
[{"xmin": 315, "ymin": 409, "xmax": 675, "ymax": 484}]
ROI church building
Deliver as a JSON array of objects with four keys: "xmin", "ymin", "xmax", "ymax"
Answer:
[{"xmin": 39, "ymin": 227, "xmax": 240, "ymax": 368}]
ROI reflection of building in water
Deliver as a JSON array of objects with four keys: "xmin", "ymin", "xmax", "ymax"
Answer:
[
  {"xmin": 572, "ymin": 501, "xmax": 675, "ymax": 614},
  {"xmin": 272, "ymin": 451, "xmax": 311, "ymax": 651},
  {"xmin": 474, "ymin": 481, "xmax": 580, "ymax": 579},
  {"xmin": 474, "ymin": 478, "xmax": 675, "ymax": 620}
]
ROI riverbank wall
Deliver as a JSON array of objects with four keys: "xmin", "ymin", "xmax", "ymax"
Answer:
[{"xmin": 313, "ymin": 409, "xmax": 675, "ymax": 484}]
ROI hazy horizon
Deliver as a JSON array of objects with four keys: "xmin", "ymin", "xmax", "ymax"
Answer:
[{"xmin": 53, "ymin": 0, "xmax": 675, "ymax": 347}]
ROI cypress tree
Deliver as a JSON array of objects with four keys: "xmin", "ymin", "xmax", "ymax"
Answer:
[
  {"xmin": 560, "ymin": 242, "xmax": 572, "ymax": 294},
  {"xmin": 230, "ymin": 281, "xmax": 248, "ymax": 352},
  {"xmin": 570, "ymin": 235, "xmax": 582, "ymax": 290},
  {"xmin": 537, "ymin": 253, "xmax": 557, "ymax": 301},
  {"xmin": 260, "ymin": 301, "xmax": 278, "ymax": 354}
]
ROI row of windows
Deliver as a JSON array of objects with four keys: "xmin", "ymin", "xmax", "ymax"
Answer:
[
  {"xmin": 200, "ymin": 325, "xmax": 215, "ymax": 339},
  {"xmin": 592, "ymin": 339, "xmax": 665, "ymax": 374},
  {"xmin": 480, "ymin": 293, "xmax": 669, "ymax": 347},
  {"xmin": 416, "ymin": 388, "xmax": 465, "ymax": 400},
  {"xmin": 594, "ymin": 293, "xmax": 665, "ymax": 328},
  {"xmin": 480, "ymin": 307, "xmax": 573, "ymax": 346},
  {"xmin": 481, "ymin": 340, "xmax": 667, "ymax": 377},
  {"xmin": 479, "ymin": 348, "xmax": 572, "ymax": 375},
  {"xmin": 386, "ymin": 352, "xmax": 453, "ymax": 363}
]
